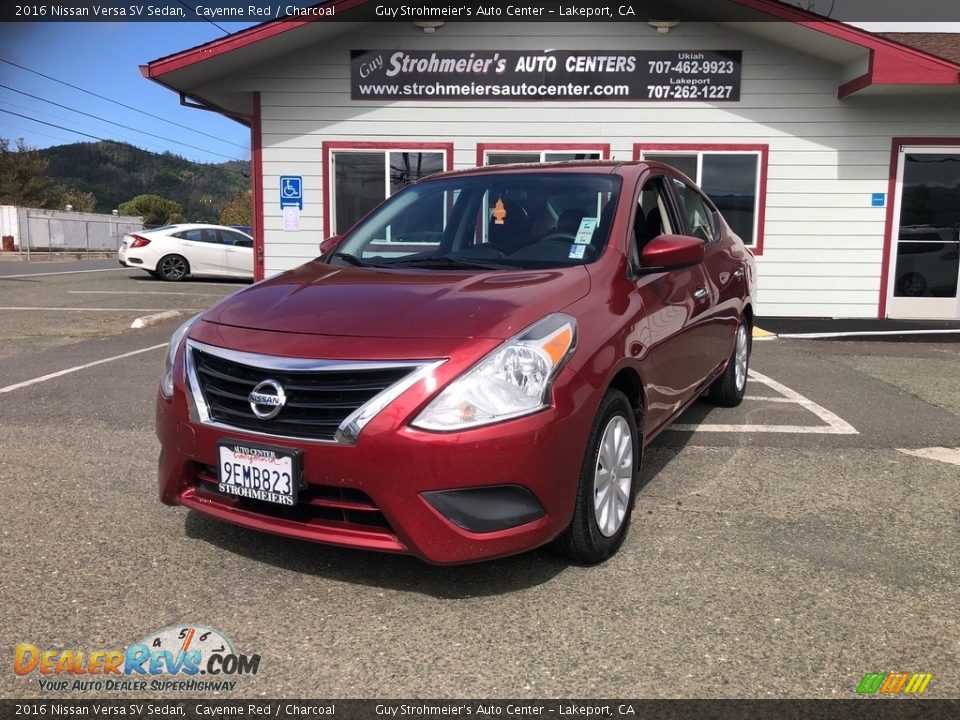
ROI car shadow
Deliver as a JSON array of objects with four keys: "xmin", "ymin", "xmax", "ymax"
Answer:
[
  {"xmin": 183, "ymin": 512, "xmax": 569, "ymax": 599},
  {"xmin": 132, "ymin": 275, "xmax": 252, "ymax": 286}
]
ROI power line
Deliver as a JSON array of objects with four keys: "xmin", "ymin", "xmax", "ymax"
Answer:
[
  {"xmin": 0, "ymin": 57, "xmax": 248, "ymax": 151},
  {"xmin": 0, "ymin": 108, "xmax": 104, "ymax": 141},
  {"xmin": 175, "ymin": 0, "xmax": 230, "ymax": 35},
  {"xmin": 0, "ymin": 107, "xmax": 248, "ymax": 178},
  {"xmin": 0, "ymin": 121, "xmax": 77, "ymax": 144},
  {"xmin": 0, "ymin": 82, "xmax": 243, "ymax": 161}
]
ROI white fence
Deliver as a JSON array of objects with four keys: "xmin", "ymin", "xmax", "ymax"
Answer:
[{"xmin": 1, "ymin": 206, "xmax": 143, "ymax": 256}]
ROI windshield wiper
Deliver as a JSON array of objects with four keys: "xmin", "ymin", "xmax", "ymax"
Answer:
[
  {"xmin": 382, "ymin": 256, "xmax": 514, "ymax": 270},
  {"xmin": 328, "ymin": 251, "xmax": 368, "ymax": 267}
]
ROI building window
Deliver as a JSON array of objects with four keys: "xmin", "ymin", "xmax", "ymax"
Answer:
[
  {"xmin": 325, "ymin": 143, "xmax": 452, "ymax": 236},
  {"xmin": 477, "ymin": 144, "xmax": 610, "ymax": 167},
  {"xmin": 634, "ymin": 144, "xmax": 768, "ymax": 252}
]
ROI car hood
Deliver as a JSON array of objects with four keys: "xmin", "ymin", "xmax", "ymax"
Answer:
[{"xmin": 203, "ymin": 260, "xmax": 591, "ymax": 339}]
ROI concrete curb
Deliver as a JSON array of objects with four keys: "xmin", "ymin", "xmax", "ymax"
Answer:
[{"xmin": 131, "ymin": 310, "xmax": 183, "ymax": 329}]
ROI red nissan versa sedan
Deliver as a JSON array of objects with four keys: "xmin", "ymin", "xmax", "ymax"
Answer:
[{"xmin": 156, "ymin": 161, "xmax": 756, "ymax": 565}]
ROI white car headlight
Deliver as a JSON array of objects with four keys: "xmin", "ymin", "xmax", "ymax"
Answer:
[
  {"xmin": 161, "ymin": 314, "xmax": 201, "ymax": 398},
  {"xmin": 412, "ymin": 313, "xmax": 577, "ymax": 431}
]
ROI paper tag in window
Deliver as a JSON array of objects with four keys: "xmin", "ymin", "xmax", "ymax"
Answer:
[
  {"xmin": 568, "ymin": 244, "xmax": 587, "ymax": 260},
  {"xmin": 574, "ymin": 217, "xmax": 598, "ymax": 244}
]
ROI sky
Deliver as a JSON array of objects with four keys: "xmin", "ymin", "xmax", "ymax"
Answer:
[
  {"xmin": 0, "ymin": 16, "xmax": 957, "ymax": 167},
  {"xmin": 0, "ymin": 22, "xmax": 258, "ymax": 164}
]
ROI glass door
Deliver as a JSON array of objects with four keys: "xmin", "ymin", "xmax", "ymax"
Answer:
[{"xmin": 886, "ymin": 146, "xmax": 960, "ymax": 319}]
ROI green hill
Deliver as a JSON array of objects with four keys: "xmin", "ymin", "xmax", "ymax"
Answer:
[{"xmin": 38, "ymin": 141, "xmax": 250, "ymax": 222}]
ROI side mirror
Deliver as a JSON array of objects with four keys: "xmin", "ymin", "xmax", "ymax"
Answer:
[
  {"xmin": 638, "ymin": 234, "xmax": 704, "ymax": 273},
  {"xmin": 319, "ymin": 235, "xmax": 342, "ymax": 255}
]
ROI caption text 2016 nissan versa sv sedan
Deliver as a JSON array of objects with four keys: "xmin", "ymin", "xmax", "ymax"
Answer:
[{"xmin": 156, "ymin": 160, "xmax": 757, "ymax": 565}]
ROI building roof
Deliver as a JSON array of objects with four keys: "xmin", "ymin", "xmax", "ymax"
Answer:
[
  {"xmin": 880, "ymin": 33, "xmax": 960, "ymax": 65},
  {"xmin": 141, "ymin": 0, "xmax": 960, "ymax": 116}
]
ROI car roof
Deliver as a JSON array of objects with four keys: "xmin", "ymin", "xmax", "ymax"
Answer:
[{"xmin": 422, "ymin": 159, "xmax": 682, "ymax": 184}]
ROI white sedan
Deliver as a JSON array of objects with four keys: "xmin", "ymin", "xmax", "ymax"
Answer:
[{"xmin": 118, "ymin": 223, "xmax": 254, "ymax": 281}]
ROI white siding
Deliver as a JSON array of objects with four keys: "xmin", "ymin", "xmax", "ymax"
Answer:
[{"xmin": 217, "ymin": 20, "xmax": 960, "ymax": 317}]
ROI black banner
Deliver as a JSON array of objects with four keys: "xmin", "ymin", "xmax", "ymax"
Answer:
[
  {"xmin": 2, "ymin": 1, "xmax": 960, "ymax": 23},
  {"xmin": 351, "ymin": 49, "xmax": 742, "ymax": 102},
  {"xmin": 3, "ymin": 699, "xmax": 960, "ymax": 720}
]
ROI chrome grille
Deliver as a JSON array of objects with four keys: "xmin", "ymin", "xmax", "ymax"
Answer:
[{"xmin": 186, "ymin": 341, "xmax": 436, "ymax": 443}]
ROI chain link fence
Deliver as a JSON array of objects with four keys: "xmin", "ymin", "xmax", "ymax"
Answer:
[{"xmin": 1, "ymin": 207, "xmax": 144, "ymax": 258}]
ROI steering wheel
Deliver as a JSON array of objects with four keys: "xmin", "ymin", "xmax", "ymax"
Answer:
[{"xmin": 539, "ymin": 232, "xmax": 578, "ymax": 245}]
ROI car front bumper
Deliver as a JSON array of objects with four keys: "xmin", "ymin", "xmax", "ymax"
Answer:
[{"xmin": 156, "ymin": 343, "xmax": 596, "ymax": 564}]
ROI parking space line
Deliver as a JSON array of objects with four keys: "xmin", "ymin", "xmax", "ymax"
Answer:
[
  {"xmin": 1, "ymin": 307, "xmax": 203, "ymax": 312},
  {"xmin": 0, "ymin": 268, "xmax": 126, "ymax": 279},
  {"xmin": 0, "ymin": 344, "xmax": 166, "ymax": 394},
  {"xmin": 898, "ymin": 447, "xmax": 960, "ymax": 467},
  {"xmin": 670, "ymin": 369, "xmax": 858, "ymax": 435},
  {"xmin": 69, "ymin": 291, "xmax": 225, "ymax": 297}
]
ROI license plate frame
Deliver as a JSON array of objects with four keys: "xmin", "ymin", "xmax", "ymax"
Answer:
[{"xmin": 217, "ymin": 441, "xmax": 302, "ymax": 507}]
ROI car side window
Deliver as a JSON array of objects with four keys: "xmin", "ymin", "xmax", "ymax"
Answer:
[
  {"xmin": 636, "ymin": 178, "xmax": 673, "ymax": 250},
  {"xmin": 219, "ymin": 230, "xmax": 253, "ymax": 248},
  {"xmin": 177, "ymin": 229, "xmax": 221, "ymax": 244},
  {"xmin": 670, "ymin": 178, "xmax": 717, "ymax": 243}
]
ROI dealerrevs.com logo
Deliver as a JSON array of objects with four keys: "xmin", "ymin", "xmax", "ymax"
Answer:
[{"xmin": 14, "ymin": 625, "xmax": 260, "ymax": 693}]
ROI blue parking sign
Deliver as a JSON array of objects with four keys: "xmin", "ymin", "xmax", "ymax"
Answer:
[{"xmin": 280, "ymin": 176, "xmax": 303, "ymax": 209}]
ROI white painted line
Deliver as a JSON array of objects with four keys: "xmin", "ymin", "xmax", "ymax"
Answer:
[
  {"xmin": 131, "ymin": 310, "xmax": 183, "ymax": 329},
  {"xmin": 898, "ymin": 447, "xmax": 960, "ymax": 467},
  {"xmin": 0, "ymin": 307, "xmax": 203, "ymax": 312},
  {"xmin": 780, "ymin": 329, "xmax": 960, "ymax": 339},
  {"xmin": 670, "ymin": 369, "xmax": 858, "ymax": 435},
  {"xmin": 742, "ymin": 396, "xmax": 797, "ymax": 403},
  {"xmin": 748, "ymin": 369, "xmax": 858, "ymax": 434},
  {"xmin": 0, "ymin": 344, "xmax": 166, "ymax": 394},
  {"xmin": 671, "ymin": 423, "xmax": 858, "ymax": 434},
  {"xmin": 70, "ymin": 290, "xmax": 224, "ymax": 297},
  {"xmin": 0, "ymin": 268, "xmax": 126, "ymax": 279}
]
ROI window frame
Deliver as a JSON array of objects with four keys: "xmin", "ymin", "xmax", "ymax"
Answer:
[
  {"xmin": 476, "ymin": 143, "xmax": 611, "ymax": 167},
  {"xmin": 633, "ymin": 143, "xmax": 768, "ymax": 255},
  {"xmin": 322, "ymin": 141, "xmax": 454, "ymax": 238}
]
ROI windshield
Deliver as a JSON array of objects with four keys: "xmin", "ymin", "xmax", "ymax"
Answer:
[{"xmin": 331, "ymin": 172, "xmax": 622, "ymax": 270}]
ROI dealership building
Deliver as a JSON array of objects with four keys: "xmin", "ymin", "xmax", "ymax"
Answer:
[{"xmin": 143, "ymin": 0, "xmax": 960, "ymax": 319}]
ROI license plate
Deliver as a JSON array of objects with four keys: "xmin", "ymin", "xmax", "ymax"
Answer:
[{"xmin": 217, "ymin": 441, "xmax": 301, "ymax": 506}]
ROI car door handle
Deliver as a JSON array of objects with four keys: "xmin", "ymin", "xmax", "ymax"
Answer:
[{"xmin": 693, "ymin": 287, "xmax": 709, "ymax": 302}]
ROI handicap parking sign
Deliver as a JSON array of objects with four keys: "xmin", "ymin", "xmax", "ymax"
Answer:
[{"xmin": 280, "ymin": 176, "xmax": 303, "ymax": 209}]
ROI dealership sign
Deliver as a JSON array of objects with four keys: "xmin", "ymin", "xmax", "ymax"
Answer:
[{"xmin": 351, "ymin": 49, "xmax": 742, "ymax": 101}]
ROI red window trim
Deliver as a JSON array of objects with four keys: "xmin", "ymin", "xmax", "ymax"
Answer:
[
  {"xmin": 251, "ymin": 92, "xmax": 264, "ymax": 281},
  {"xmin": 476, "ymin": 143, "xmax": 611, "ymax": 167},
  {"xmin": 633, "ymin": 142, "xmax": 769, "ymax": 256},
  {"xmin": 321, "ymin": 141, "xmax": 455, "ymax": 239},
  {"xmin": 878, "ymin": 137, "xmax": 960, "ymax": 319}
]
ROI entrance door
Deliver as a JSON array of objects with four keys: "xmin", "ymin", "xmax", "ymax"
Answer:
[{"xmin": 886, "ymin": 145, "xmax": 960, "ymax": 319}]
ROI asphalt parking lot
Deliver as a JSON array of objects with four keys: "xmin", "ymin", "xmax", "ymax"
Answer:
[{"xmin": 1, "ymin": 261, "xmax": 958, "ymax": 699}]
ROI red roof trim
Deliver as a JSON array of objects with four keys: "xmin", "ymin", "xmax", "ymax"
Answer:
[{"xmin": 146, "ymin": 0, "xmax": 960, "ymax": 87}]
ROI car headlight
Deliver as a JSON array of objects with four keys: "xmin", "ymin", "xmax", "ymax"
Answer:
[
  {"xmin": 161, "ymin": 314, "xmax": 201, "ymax": 398},
  {"xmin": 412, "ymin": 313, "xmax": 577, "ymax": 431}
]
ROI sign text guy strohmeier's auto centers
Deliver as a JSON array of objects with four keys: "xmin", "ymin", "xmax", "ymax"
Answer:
[{"xmin": 351, "ymin": 49, "xmax": 743, "ymax": 101}]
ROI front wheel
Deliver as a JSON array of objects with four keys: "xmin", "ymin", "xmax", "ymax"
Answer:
[
  {"xmin": 553, "ymin": 389, "xmax": 640, "ymax": 564},
  {"xmin": 707, "ymin": 320, "xmax": 750, "ymax": 407}
]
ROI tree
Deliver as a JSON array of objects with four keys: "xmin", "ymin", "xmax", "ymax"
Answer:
[
  {"xmin": 219, "ymin": 190, "xmax": 252, "ymax": 226},
  {"xmin": 0, "ymin": 137, "xmax": 60, "ymax": 208},
  {"xmin": 58, "ymin": 188, "xmax": 97, "ymax": 213},
  {"xmin": 118, "ymin": 194, "xmax": 184, "ymax": 225}
]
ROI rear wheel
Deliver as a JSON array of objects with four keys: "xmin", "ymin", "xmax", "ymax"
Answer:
[
  {"xmin": 553, "ymin": 389, "xmax": 640, "ymax": 564},
  {"xmin": 157, "ymin": 254, "xmax": 189, "ymax": 282},
  {"xmin": 707, "ymin": 320, "xmax": 750, "ymax": 407}
]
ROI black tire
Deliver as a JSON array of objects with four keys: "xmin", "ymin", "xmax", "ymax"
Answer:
[
  {"xmin": 707, "ymin": 319, "xmax": 751, "ymax": 407},
  {"xmin": 553, "ymin": 389, "xmax": 641, "ymax": 564},
  {"xmin": 156, "ymin": 254, "xmax": 190, "ymax": 282}
]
